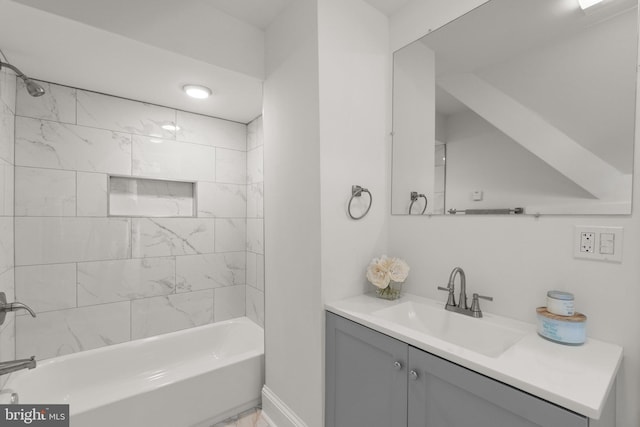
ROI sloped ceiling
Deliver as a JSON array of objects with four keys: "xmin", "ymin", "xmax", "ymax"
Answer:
[{"xmin": 2, "ymin": 0, "xmax": 404, "ymax": 123}]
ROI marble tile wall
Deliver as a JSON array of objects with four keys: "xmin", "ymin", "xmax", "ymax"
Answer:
[
  {"xmin": 246, "ymin": 117, "xmax": 264, "ymax": 327},
  {"xmin": 13, "ymin": 81, "xmax": 252, "ymax": 360},
  {"xmin": 0, "ymin": 67, "xmax": 16, "ymax": 389}
]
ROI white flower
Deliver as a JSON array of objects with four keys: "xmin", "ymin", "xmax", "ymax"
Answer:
[
  {"xmin": 389, "ymin": 258, "xmax": 410, "ymax": 282},
  {"xmin": 366, "ymin": 255, "xmax": 409, "ymax": 289}
]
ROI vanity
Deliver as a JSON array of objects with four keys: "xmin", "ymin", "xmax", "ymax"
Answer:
[{"xmin": 325, "ymin": 293, "xmax": 622, "ymax": 427}]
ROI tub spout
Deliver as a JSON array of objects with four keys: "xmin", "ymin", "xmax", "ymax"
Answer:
[{"xmin": 0, "ymin": 356, "xmax": 36, "ymax": 376}]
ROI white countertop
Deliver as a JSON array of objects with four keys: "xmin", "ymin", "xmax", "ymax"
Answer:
[{"xmin": 325, "ymin": 292, "xmax": 623, "ymax": 419}]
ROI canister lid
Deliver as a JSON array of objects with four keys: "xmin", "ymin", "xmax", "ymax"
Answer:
[{"xmin": 547, "ymin": 290, "xmax": 574, "ymax": 301}]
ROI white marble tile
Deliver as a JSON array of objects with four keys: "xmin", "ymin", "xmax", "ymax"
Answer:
[
  {"xmin": 214, "ymin": 285, "xmax": 246, "ymax": 322},
  {"xmin": 15, "ymin": 217, "xmax": 131, "ymax": 266},
  {"xmin": 16, "ymin": 302, "xmax": 131, "ymax": 360},
  {"xmin": 245, "ymin": 286, "xmax": 264, "ymax": 328},
  {"xmin": 77, "ymin": 90, "xmax": 176, "ymax": 138},
  {"xmin": 246, "ymin": 219, "xmax": 264, "ymax": 255},
  {"xmin": 0, "ymin": 313, "xmax": 16, "ymax": 373},
  {"xmin": 0, "ymin": 159, "xmax": 14, "ymax": 216},
  {"xmin": 0, "ymin": 68, "xmax": 16, "ymax": 115},
  {"xmin": 176, "ymin": 111, "xmax": 246, "ymax": 151},
  {"xmin": 197, "ymin": 182, "xmax": 246, "ymax": 218},
  {"xmin": 15, "ymin": 264, "xmax": 76, "ymax": 314},
  {"xmin": 15, "ymin": 117, "xmax": 132, "ymax": 175},
  {"xmin": 215, "ymin": 218, "xmax": 246, "ymax": 253},
  {"xmin": 256, "ymin": 255, "xmax": 265, "ymax": 292},
  {"xmin": 132, "ymin": 135, "xmax": 215, "ymax": 182},
  {"xmin": 78, "ymin": 257, "xmax": 175, "ymax": 306},
  {"xmin": 77, "ymin": 172, "xmax": 107, "ymax": 217},
  {"xmin": 246, "ymin": 183, "xmax": 263, "ymax": 219},
  {"xmin": 110, "ymin": 176, "xmax": 194, "ymax": 217},
  {"xmin": 247, "ymin": 146, "xmax": 263, "ymax": 185},
  {"xmin": 0, "ymin": 217, "xmax": 13, "ymax": 276},
  {"xmin": 132, "ymin": 218, "xmax": 214, "ymax": 258},
  {"xmin": 0, "ymin": 268, "xmax": 15, "ymax": 375},
  {"xmin": 0, "ymin": 268, "xmax": 14, "ymax": 302},
  {"xmin": 247, "ymin": 116, "xmax": 263, "ymax": 151},
  {"xmin": 216, "ymin": 148, "xmax": 246, "ymax": 185},
  {"xmin": 176, "ymin": 252, "xmax": 245, "ymax": 292},
  {"xmin": 0, "ymin": 100, "xmax": 15, "ymax": 165},
  {"xmin": 16, "ymin": 80, "xmax": 76, "ymax": 124},
  {"xmin": 131, "ymin": 290, "xmax": 213, "ymax": 340},
  {"xmin": 15, "ymin": 167, "xmax": 76, "ymax": 216},
  {"xmin": 246, "ymin": 252, "xmax": 257, "ymax": 288}
]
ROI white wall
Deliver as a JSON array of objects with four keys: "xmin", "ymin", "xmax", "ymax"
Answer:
[
  {"xmin": 263, "ymin": 0, "xmax": 388, "ymax": 425},
  {"xmin": 263, "ymin": 1, "xmax": 323, "ymax": 425},
  {"xmin": 318, "ymin": 0, "xmax": 389, "ymax": 303},
  {"xmin": 390, "ymin": 1, "xmax": 640, "ymax": 425}
]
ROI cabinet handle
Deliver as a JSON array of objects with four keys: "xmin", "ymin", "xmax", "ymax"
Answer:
[
  {"xmin": 409, "ymin": 370, "xmax": 419, "ymax": 380},
  {"xmin": 393, "ymin": 361, "xmax": 402, "ymax": 370}
]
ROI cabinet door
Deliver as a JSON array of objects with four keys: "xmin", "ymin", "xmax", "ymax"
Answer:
[
  {"xmin": 326, "ymin": 312, "xmax": 408, "ymax": 427},
  {"xmin": 407, "ymin": 347, "xmax": 588, "ymax": 427}
]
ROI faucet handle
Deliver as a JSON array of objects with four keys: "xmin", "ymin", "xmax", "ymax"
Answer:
[
  {"xmin": 470, "ymin": 293, "xmax": 493, "ymax": 318},
  {"xmin": 0, "ymin": 293, "xmax": 37, "ymax": 326},
  {"xmin": 437, "ymin": 286, "xmax": 456, "ymax": 307}
]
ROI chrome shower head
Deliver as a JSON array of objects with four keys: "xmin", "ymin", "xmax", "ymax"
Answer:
[
  {"xmin": 23, "ymin": 78, "xmax": 45, "ymax": 97},
  {"xmin": 0, "ymin": 61, "xmax": 45, "ymax": 97}
]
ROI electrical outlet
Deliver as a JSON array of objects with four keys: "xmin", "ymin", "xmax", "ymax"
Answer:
[
  {"xmin": 580, "ymin": 232, "xmax": 595, "ymax": 253},
  {"xmin": 574, "ymin": 226, "xmax": 623, "ymax": 262}
]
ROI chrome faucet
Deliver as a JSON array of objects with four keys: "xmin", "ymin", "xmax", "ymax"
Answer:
[
  {"xmin": 0, "ymin": 356, "xmax": 36, "ymax": 376},
  {"xmin": 437, "ymin": 267, "xmax": 493, "ymax": 318},
  {"xmin": 0, "ymin": 292, "xmax": 36, "ymax": 326}
]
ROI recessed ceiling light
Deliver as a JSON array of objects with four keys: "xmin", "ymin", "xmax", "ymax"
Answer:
[
  {"xmin": 578, "ymin": 0, "xmax": 603, "ymax": 10},
  {"xmin": 183, "ymin": 84, "xmax": 212, "ymax": 99},
  {"xmin": 161, "ymin": 124, "xmax": 180, "ymax": 131}
]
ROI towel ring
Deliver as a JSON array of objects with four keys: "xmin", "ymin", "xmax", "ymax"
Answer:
[
  {"xmin": 348, "ymin": 185, "xmax": 372, "ymax": 220},
  {"xmin": 409, "ymin": 191, "xmax": 428, "ymax": 215}
]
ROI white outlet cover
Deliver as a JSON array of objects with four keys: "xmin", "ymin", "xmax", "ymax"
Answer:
[{"xmin": 574, "ymin": 226, "xmax": 623, "ymax": 263}]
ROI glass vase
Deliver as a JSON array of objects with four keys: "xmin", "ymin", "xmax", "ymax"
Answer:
[{"xmin": 375, "ymin": 281, "xmax": 403, "ymax": 300}]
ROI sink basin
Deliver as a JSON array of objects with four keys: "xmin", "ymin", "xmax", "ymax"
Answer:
[{"xmin": 372, "ymin": 301, "xmax": 530, "ymax": 357}]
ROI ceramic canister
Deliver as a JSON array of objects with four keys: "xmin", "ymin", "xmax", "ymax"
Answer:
[
  {"xmin": 536, "ymin": 307, "xmax": 586, "ymax": 345},
  {"xmin": 546, "ymin": 290, "xmax": 575, "ymax": 316}
]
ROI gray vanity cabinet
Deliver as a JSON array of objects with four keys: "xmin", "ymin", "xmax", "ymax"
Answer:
[
  {"xmin": 326, "ymin": 312, "xmax": 589, "ymax": 427},
  {"xmin": 325, "ymin": 312, "xmax": 408, "ymax": 427},
  {"xmin": 407, "ymin": 346, "xmax": 588, "ymax": 427}
]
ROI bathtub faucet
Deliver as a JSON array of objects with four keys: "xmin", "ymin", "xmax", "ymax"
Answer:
[{"xmin": 0, "ymin": 356, "xmax": 36, "ymax": 376}]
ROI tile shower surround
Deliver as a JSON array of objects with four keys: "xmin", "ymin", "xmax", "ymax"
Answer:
[
  {"xmin": 11, "ymin": 80, "xmax": 265, "ymax": 360},
  {"xmin": 0, "ymin": 67, "xmax": 16, "ymax": 389}
]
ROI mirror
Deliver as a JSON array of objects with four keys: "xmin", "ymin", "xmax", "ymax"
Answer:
[{"xmin": 391, "ymin": 0, "xmax": 638, "ymax": 215}]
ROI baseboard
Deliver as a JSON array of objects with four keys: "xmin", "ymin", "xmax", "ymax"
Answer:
[{"xmin": 261, "ymin": 385, "xmax": 309, "ymax": 427}]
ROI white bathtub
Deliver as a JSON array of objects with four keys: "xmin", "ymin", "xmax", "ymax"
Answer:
[{"xmin": 1, "ymin": 317, "xmax": 264, "ymax": 427}]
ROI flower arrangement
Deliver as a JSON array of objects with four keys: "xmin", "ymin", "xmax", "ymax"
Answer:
[{"xmin": 366, "ymin": 255, "xmax": 410, "ymax": 300}]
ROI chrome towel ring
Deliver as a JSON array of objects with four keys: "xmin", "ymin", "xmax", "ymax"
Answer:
[
  {"xmin": 409, "ymin": 191, "xmax": 428, "ymax": 215},
  {"xmin": 348, "ymin": 185, "xmax": 372, "ymax": 220}
]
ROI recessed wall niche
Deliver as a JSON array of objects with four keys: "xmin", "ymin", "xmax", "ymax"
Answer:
[{"xmin": 108, "ymin": 176, "xmax": 195, "ymax": 217}]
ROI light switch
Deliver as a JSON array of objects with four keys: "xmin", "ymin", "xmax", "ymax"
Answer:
[{"xmin": 599, "ymin": 233, "xmax": 615, "ymax": 255}]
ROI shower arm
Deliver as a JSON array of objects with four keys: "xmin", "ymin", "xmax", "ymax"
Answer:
[{"xmin": 0, "ymin": 61, "xmax": 26, "ymax": 79}]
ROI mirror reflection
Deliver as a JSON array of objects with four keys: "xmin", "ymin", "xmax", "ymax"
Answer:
[{"xmin": 391, "ymin": 0, "xmax": 637, "ymax": 215}]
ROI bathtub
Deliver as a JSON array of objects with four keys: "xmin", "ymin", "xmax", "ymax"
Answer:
[{"xmin": 0, "ymin": 317, "xmax": 264, "ymax": 427}]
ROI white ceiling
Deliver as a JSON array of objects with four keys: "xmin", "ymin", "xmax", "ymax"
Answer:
[{"xmin": 2, "ymin": 0, "xmax": 406, "ymax": 123}]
